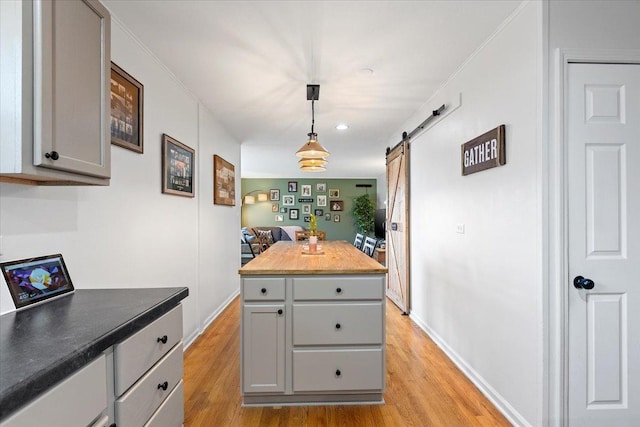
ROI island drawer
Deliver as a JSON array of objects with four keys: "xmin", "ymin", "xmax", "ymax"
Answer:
[
  {"xmin": 144, "ymin": 380, "xmax": 184, "ymax": 427},
  {"xmin": 293, "ymin": 349, "xmax": 383, "ymax": 392},
  {"xmin": 115, "ymin": 342, "xmax": 183, "ymax": 427},
  {"xmin": 293, "ymin": 303, "xmax": 383, "ymax": 345},
  {"xmin": 243, "ymin": 277, "xmax": 286, "ymax": 301},
  {"xmin": 293, "ymin": 276, "xmax": 384, "ymax": 301},
  {"xmin": 114, "ymin": 304, "xmax": 183, "ymax": 396}
]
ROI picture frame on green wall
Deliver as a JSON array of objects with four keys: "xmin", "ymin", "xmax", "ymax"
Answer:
[
  {"xmin": 290, "ymin": 209, "xmax": 299, "ymax": 220},
  {"xmin": 317, "ymin": 195, "xmax": 327, "ymax": 207},
  {"xmin": 325, "ymin": 213, "xmax": 331, "ymax": 221}
]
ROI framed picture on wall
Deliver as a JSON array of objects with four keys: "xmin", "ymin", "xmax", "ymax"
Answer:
[
  {"xmin": 330, "ymin": 200, "xmax": 344, "ymax": 211},
  {"xmin": 325, "ymin": 213, "xmax": 331, "ymax": 221},
  {"xmin": 270, "ymin": 189, "xmax": 280, "ymax": 201},
  {"xmin": 316, "ymin": 183, "xmax": 326, "ymax": 192},
  {"xmin": 275, "ymin": 215, "xmax": 284, "ymax": 222},
  {"xmin": 288, "ymin": 181, "xmax": 298, "ymax": 192},
  {"xmin": 280, "ymin": 207, "xmax": 288, "ymax": 213},
  {"xmin": 162, "ymin": 134, "xmax": 194, "ymax": 197},
  {"xmin": 302, "ymin": 204, "xmax": 311, "ymax": 215},
  {"xmin": 314, "ymin": 209, "xmax": 323, "ymax": 216},
  {"xmin": 110, "ymin": 62, "xmax": 143, "ymax": 153},
  {"xmin": 213, "ymin": 155, "xmax": 235, "ymax": 206},
  {"xmin": 334, "ymin": 214, "xmax": 341, "ymax": 223},
  {"xmin": 317, "ymin": 195, "xmax": 327, "ymax": 207},
  {"xmin": 272, "ymin": 203, "xmax": 279, "ymax": 212},
  {"xmin": 283, "ymin": 195, "xmax": 295, "ymax": 206},
  {"xmin": 301, "ymin": 185, "xmax": 312, "ymax": 196},
  {"xmin": 304, "ymin": 216, "xmax": 310, "ymax": 223},
  {"xmin": 329, "ymin": 189, "xmax": 340, "ymax": 198},
  {"xmin": 289, "ymin": 209, "xmax": 299, "ymax": 220}
]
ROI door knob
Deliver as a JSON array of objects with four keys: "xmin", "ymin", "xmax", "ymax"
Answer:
[
  {"xmin": 45, "ymin": 151, "xmax": 59, "ymax": 160},
  {"xmin": 573, "ymin": 276, "xmax": 595, "ymax": 290}
]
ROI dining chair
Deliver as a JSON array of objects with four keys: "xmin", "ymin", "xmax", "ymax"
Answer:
[
  {"xmin": 353, "ymin": 233, "xmax": 364, "ymax": 249},
  {"xmin": 362, "ymin": 236, "xmax": 377, "ymax": 257}
]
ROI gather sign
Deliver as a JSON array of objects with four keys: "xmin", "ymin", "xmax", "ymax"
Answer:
[{"xmin": 461, "ymin": 125, "xmax": 505, "ymax": 176}]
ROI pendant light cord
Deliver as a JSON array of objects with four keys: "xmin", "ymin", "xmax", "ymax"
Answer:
[{"xmin": 310, "ymin": 94, "xmax": 315, "ymax": 135}]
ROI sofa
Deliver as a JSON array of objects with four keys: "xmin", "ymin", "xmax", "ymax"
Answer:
[{"xmin": 242, "ymin": 226, "xmax": 304, "ymax": 258}]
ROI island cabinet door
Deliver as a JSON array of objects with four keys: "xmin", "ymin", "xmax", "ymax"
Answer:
[{"xmin": 242, "ymin": 304, "xmax": 286, "ymax": 393}]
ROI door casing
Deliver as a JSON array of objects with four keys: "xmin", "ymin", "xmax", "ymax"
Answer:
[{"xmin": 549, "ymin": 48, "xmax": 640, "ymax": 426}]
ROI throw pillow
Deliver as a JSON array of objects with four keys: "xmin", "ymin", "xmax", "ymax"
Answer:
[{"xmin": 255, "ymin": 229, "xmax": 274, "ymax": 246}]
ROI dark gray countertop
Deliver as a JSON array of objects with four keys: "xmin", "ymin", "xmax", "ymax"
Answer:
[{"xmin": 0, "ymin": 287, "xmax": 189, "ymax": 421}]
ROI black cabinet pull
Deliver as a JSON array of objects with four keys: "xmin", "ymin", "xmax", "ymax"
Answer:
[
  {"xmin": 158, "ymin": 381, "xmax": 168, "ymax": 391},
  {"xmin": 335, "ymin": 323, "xmax": 341, "ymax": 329},
  {"xmin": 45, "ymin": 151, "xmax": 59, "ymax": 160},
  {"xmin": 277, "ymin": 309, "xmax": 283, "ymax": 315},
  {"xmin": 261, "ymin": 288, "xmax": 267, "ymax": 294},
  {"xmin": 336, "ymin": 287, "xmax": 342, "ymax": 294},
  {"xmin": 335, "ymin": 369, "xmax": 341, "ymax": 376},
  {"xmin": 157, "ymin": 335, "xmax": 168, "ymax": 344}
]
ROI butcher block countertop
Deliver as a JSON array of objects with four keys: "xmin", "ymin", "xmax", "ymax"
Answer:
[{"xmin": 238, "ymin": 240, "xmax": 387, "ymax": 275}]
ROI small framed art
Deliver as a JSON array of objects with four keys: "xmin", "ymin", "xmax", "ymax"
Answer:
[
  {"xmin": 334, "ymin": 214, "xmax": 341, "ymax": 222},
  {"xmin": 317, "ymin": 195, "xmax": 327, "ymax": 207},
  {"xmin": 213, "ymin": 155, "xmax": 235, "ymax": 206},
  {"xmin": 325, "ymin": 213, "xmax": 331, "ymax": 221},
  {"xmin": 275, "ymin": 215, "xmax": 284, "ymax": 222},
  {"xmin": 290, "ymin": 208, "xmax": 299, "ymax": 220},
  {"xmin": 329, "ymin": 189, "xmax": 340, "ymax": 198},
  {"xmin": 302, "ymin": 204, "xmax": 311, "ymax": 215},
  {"xmin": 162, "ymin": 134, "xmax": 194, "ymax": 197},
  {"xmin": 301, "ymin": 185, "xmax": 312, "ymax": 196},
  {"xmin": 314, "ymin": 209, "xmax": 324, "ymax": 216},
  {"xmin": 288, "ymin": 181, "xmax": 298, "ymax": 192},
  {"xmin": 316, "ymin": 183, "xmax": 326, "ymax": 192},
  {"xmin": 270, "ymin": 189, "xmax": 280, "ymax": 201},
  {"xmin": 330, "ymin": 200, "xmax": 344, "ymax": 211},
  {"xmin": 283, "ymin": 195, "xmax": 295, "ymax": 206},
  {"xmin": 272, "ymin": 203, "xmax": 279, "ymax": 212}
]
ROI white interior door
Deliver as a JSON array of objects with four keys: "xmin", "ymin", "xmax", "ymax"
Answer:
[{"xmin": 567, "ymin": 63, "xmax": 640, "ymax": 426}]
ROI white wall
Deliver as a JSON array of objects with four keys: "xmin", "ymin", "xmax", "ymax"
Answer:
[
  {"xmin": 0, "ymin": 18, "xmax": 241, "ymax": 345},
  {"xmin": 391, "ymin": 2, "xmax": 541, "ymax": 425}
]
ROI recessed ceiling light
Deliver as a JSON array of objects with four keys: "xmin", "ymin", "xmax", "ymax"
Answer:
[{"xmin": 336, "ymin": 124, "xmax": 349, "ymax": 130}]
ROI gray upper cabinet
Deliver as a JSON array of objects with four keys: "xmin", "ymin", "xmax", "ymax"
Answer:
[{"xmin": 0, "ymin": 0, "xmax": 111, "ymax": 185}]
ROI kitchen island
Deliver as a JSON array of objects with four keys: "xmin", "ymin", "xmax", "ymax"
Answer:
[{"xmin": 238, "ymin": 240, "xmax": 387, "ymax": 406}]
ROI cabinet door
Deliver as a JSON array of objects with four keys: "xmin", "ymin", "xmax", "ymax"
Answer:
[
  {"xmin": 242, "ymin": 305, "xmax": 285, "ymax": 393},
  {"xmin": 33, "ymin": 0, "xmax": 110, "ymax": 178}
]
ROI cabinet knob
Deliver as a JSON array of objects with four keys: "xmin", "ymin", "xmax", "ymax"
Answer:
[
  {"xmin": 277, "ymin": 309, "xmax": 283, "ymax": 315},
  {"xmin": 44, "ymin": 151, "xmax": 59, "ymax": 160},
  {"xmin": 335, "ymin": 369, "xmax": 341, "ymax": 376},
  {"xmin": 157, "ymin": 381, "xmax": 169, "ymax": 391},
  {"xmin": 335, "ymin": 323, "xmax": 341, "ymax": 330},
  {"xmin": 336, "ymin": 287, "xmax": 342, "ymax": 294},
  {"xmin": 261, "ymin": 288, "xmax": 267, "ymax": 294},
  {"xmin": 157, "ymin": 335, "xmax": 168, "ymax": 344}
]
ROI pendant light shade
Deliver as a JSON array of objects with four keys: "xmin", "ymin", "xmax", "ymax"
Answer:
[
  {"xmin": 300, "ymin": 165, "xmax": 326, "ymax": 172},
  {"xmin": 298, "ymin": 157, "xmax": 328, "ymax": 167},
  {"xmin": 296, "ymin": 133, "xmax": 330, "ymax": 159}
]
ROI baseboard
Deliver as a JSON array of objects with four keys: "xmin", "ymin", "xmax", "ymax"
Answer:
[
  {"xmin": 183, "ymin": 289, "xmax": 240, "ymax": 350},
  {"xmin": 409, "ymin": 312, "xmax": 531, "ymax": 427}
]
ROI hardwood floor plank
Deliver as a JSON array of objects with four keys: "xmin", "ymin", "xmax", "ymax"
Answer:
[{"xmin": 183, "ymin": 297, "xmax": 510, "ymax": 426}]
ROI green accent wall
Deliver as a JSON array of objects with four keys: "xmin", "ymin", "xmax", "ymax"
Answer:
[{"xmin": 242, "ymin": 178, "xmax": 377, "ymax": 242}]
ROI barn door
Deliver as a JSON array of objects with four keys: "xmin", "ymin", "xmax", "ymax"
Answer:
[{"xmin": 386, "ymin": 141, "xmax": 410, "ymax": 314}]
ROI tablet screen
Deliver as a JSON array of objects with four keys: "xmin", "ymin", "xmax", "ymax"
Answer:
[{"xmin": 1, "ymin": 254, "xmax": 75, "ymax": 310}]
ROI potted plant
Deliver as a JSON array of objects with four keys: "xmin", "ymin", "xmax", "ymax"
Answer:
[
  {"xmin": 352, "ymin": 194, "xmax": 375, "ymax": 236},
  {"xmin": 308, "ymin": 214, "xmax": 318, "ymax": 252}
]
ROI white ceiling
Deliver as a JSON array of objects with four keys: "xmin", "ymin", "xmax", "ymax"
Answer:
[{"xmin": 103, "ymin": 0, "xmax": 521, "ymax": 179}]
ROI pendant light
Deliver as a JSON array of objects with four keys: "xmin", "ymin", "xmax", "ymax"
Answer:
[{"xmin": 296, "ymin": 85, "xmax": 330, "ymax": 165}]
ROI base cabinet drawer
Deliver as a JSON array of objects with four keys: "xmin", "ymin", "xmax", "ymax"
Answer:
[
  {"xmin": 144, "ymin": 380, "xmax": 184, "ymax": 427},
  {"xmin": 293, "ymin": 349, "xmax": 383, "ymax": 392},
  {"xmin": 293, "ymin": 276, "xmax": 384, "ymax": 301},
  {"xmin": 243, "ymin": 277, "xmax": 286, "ymax": 301},
  {"xmin": 114, "ymin": 304, "xmax": 183, "ymax": 395},
  {"xmin": 1, "ymin": 355, "xmax": 107, "ymax": 427},
  {"xmin": 293, "ymin": 303, "xmax": 383, "ymax": 345},
  {"xmin": 115, "ymin": 342, "xmax": 183, "ymax": 427}
]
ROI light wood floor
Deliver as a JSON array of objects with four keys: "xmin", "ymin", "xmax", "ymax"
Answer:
[{"xmin": 183, "ymin": 297, "xmax": 510, "ymax": 426}]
